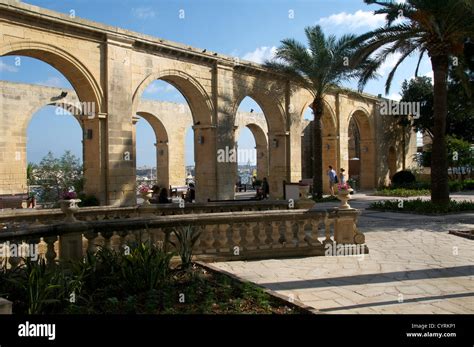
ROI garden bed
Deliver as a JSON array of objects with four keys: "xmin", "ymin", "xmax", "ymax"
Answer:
[
  {"xmin": 448, "ymin": 229, "xmax": 474, "ymax": 240},
  {"xmin": 0, "ymin": 243, "xmax": 307, "ymax": 314}
]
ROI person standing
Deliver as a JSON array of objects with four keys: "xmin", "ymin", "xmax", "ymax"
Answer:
[
  {"xmin": 339, "ymin": 168, "xmax": 347, "ymax": 185},
  {"xmin": 327, "ymin": 165, "xmax": 337, "ymax": 196},
  {"xmin": 262, "ymin": 177, "xmax": 269, "ymax": 199}
]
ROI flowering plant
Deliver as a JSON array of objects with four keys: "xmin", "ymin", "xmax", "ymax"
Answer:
[
  {"xmin": 337, "ymin": 183, "xmax": 351, "ymax": 191},
  {"xmin": 61, "ymin": 191, "xmax": 77, "ymax": 200},
  {"xmin": 139, "ymin": 185, "xmax": 151, "ymax": 194}
]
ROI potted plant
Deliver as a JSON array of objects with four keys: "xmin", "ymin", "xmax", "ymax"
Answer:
[
  {"xmin": 295, "ymin": 181, "xmax": 315, "ymax": 209},
  {"xmin": 59, "ymin": 191, "xmax": 81, "ymax": 222},
  {"xmin": 336, "ymin": 183, "xmax": 353, "ymax": 210},
  {"xmin": 139, "ymin": 185, "xmax": 153, "ymax": 205}
]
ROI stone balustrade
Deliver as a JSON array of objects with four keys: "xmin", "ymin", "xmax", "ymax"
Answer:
[
  {"xmin": 0, "ymin": 200, "xmax": 290, "ymax": 230},
  {"xmin": 0, "ymin": 208, "xmax": 367, "ymax": 267}
]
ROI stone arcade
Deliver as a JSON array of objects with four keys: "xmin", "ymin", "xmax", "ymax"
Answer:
[{"xmin": 0, "ymin": 1, "xmax": 417, "ymax": 206}]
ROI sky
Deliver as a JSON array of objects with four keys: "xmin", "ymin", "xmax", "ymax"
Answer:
[{"xmin": 0, "ymin": 0, "xmax": 433, "ymax": 166}]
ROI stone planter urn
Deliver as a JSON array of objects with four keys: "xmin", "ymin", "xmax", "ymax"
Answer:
[
  {"xmin": 59, "ymin": 199, "xmax": 81, "ymax": 222},
  {"xmin": 140, "ymin": 190, "xmax": 153, "ymax": 205},
  {"xmin": 295, "ymin": 184, "xmax": 315, "ymax": 209},
  {"xmin": 337, "ymin": 188, "xmax": 353, "ymax": 210}
]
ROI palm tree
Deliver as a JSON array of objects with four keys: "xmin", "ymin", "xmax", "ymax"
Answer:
[
  {"xmin": 352, "ymin": 0, "xmax": 474, "ymax": 205},
  {"xmin": 265, "ymin": 25, "xmax": 368, "ymax": 198}
]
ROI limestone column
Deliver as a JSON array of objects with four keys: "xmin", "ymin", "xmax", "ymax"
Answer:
[
  {"xmin": 155, "ymin": 141, "xmax": 169, "ymax": 189},
  {"xmin": 105, "ymin": 35, "xmax": 136, "ymax": 206},
  {"xmin": 82, "ymin": 113, "xmax": 107, "ymax": 204},
  {"xmin": 194, "ymin": 125, "xmax": 218, "ymax": 202},
  {"xmin": 268, "ymin": 131, "xmax": 288, "ymax": 199},
  {"xmin": 214, "ymin": 62, "xmax": 236, "ymax": 200}
]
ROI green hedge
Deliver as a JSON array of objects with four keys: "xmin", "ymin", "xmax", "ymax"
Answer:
[{"xmin": 369, "ymin": 198, "xmax": 474, "ymax": 214}]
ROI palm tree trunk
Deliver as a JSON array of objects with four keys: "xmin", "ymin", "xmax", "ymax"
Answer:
[
  {"xmin": 311, "ymin": 98, "xmax": 323, "ymax": 199},
  {"xmin": 430, "ymin": 55, "xmax": 450, "ymax": 205}
]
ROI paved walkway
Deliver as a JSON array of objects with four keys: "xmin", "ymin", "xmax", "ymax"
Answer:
[{"xmin": 214, "ymin": 192, "xmax": 474, "ymax": 314}]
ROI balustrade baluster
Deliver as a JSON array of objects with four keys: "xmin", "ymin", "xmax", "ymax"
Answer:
[
  {"xmin": 244, "ymin": 222, "xmax": 256, "ymax": 250},
  {"xmin": 257, "ymin": 222, "xmax": 268, "ymax": 249},
  {"xmin": 271, "ymin": 221, "xmax": 283, "ymax": 248},
  {"xmin": 283, "ymin": 221, "xmax": 295, "ymax": 247},
  {"xmin": 43, "ymin": 236, "xmax": 58, "ymax": 265}
]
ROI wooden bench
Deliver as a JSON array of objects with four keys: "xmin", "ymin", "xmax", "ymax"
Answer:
[{"xmin": 0, "ymin": 193, "xmax": 29, "ymax": 209}]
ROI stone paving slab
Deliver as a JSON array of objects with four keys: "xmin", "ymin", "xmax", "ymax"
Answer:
[{"xmin": 214, "ymin": 208, "xmax": 474, "ymax": 314}]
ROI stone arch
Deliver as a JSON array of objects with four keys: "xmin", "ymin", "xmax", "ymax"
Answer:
[
  {"xmin": 232, "ymin": 93, "xmax": 285, "ymax": 198},
  {"xmin": 299, "ymin": 97, "xmax": 338, "ymax": 193},
  {"xmin": 135, "ymin": 111, "xmax": 170, "ymax": 189},
  {"xmin": 21, "ymin": 101, "xmax": 84, "ymax": 134},
  {"xmin": 235, "ymin": 123, "xmax": 269, "ymax": 179},
  {"xmin": 132, "ymin": 70, "xmax": 214, "ymax": 126},
  {"xmin": 132, "ymin": 70, "xmax": 215, "ymax": 202},
  {"xmin": 0, "ymin": 41, "xmax": 103, "ymax": 112},
  {"xmin": 232, "ymin": 93, "xmax": 285, "ymax": 133},
  {"xmin": 347, "ymin": 108, "xmax": 375, "ymax": 189}
]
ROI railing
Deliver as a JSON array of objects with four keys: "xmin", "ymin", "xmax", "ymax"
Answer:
[
  {"xmin": 0, "ymin": 200, "xmax": 290, "ymax": 229},
  {"xmin": 0, "ymin": 208, "xmax": 367, "ymax": 267}
]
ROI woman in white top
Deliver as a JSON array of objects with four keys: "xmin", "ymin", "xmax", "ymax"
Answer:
[{"xmin": 339, "ymin": 168, "xmax": 347, "ymax": 185}]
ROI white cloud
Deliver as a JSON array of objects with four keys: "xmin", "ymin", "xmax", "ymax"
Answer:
[
  {"xmin": 378, "ymin": 52, "xmax": 403, "ymax": 77},
  {"xmin": 318, "ymin": 10, "xmax": 385, "ymax": 30},
  {"xmin": 386, "ymin": 92, "xmax": 402, "ymax": 101},
  {"xmin": 144, "ymin": 82, "xmax": 177, "ymax": 95},
  {"xmin": 0, "ymin": 61, "xmax": 18, "ymax": 73},
  {"xmin": 423, "ymin": 71, "xmax": 434, "ymax": 80},
  {"xmin": 132, "ymin": 7, "xmax": 156, "ymax": 19},
  {"xmin": 37, "ymin": 77, "xmax": 65, "ymax": 88},
  {"xmin": 242, "ymin": 46, "xmax": 277, "ymax": 64}
]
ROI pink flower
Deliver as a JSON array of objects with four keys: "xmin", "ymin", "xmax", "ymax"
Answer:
[
  {"xmin": 62, "ymin": 191, "xmax": 77, "ymax": 200},
  {"xmin": 337, "ymin": 183, "xmax": 351, "ymax": 191},
  {"xmin": 139, "ymin": 185, "xmax": 151, "ymax": 194}
]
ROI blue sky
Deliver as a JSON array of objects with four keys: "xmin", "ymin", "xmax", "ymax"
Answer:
[{"xmin": 0, "ymin": 0, "xmax": 432, "ymax": 166}]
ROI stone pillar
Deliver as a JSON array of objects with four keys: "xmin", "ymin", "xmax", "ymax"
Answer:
[
  {"xmin": 194, "ymin": 125, "xmax": 218, "ymax": 202},
  {"xmin": 105, "ymin": 36, "xmax": 136, "ymax": 206},
  {"xmin": 322, "ymin": 135, "xmax": 338, "ymax": 193},
  {"xmin": 287, "ymin": 121, "xmax": 302, "ymax": 184},
  {"xmin": 268, "ymin": 131, "xmax": 288, "ymax": 199},
  {"xmin": 331, "ymin": 209, "xmax": 365, "ymax": 245},
  {"xmin": 360, "ymin": 139, "xmax": 375, "ymax": 189},
  {"xmin": 82, "ymin": 114, "xmax": 107, "ymax": 204},
  {"xmin": 156, "ymin": 142, "xmax": 169, "ymax": 189},
  {"xmin": 214, "ymin": 63, "xmax": 236, "ymax": 200},
  {"xmin": 256, "ymin": 142, "xmax": 269, "ymax": 178}
]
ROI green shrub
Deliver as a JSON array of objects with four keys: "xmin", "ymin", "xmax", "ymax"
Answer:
[
  {"xmin": 462, "ymin": 179, "xmax": 474, "ymax": 190},
  {"xmin": 121, "ymin": 242, "xmax": 173, "ymax": 293},
  {"xmin": 391, "ymin": 170, "xmax": 416, "ymax": 187},
  {"xmin": 170, "ymin": 225, "xmax": 201, "ymax": 270},
  {"xmin": 374, "ymin": 188, "xmax": 430, "ymax": 197},
  {"xmin": 448, "ymin": 181, "xmax": 463, "ymax": 192},
  {"xmin": 369, "ymin": 198, "xmax": 474, "ymax": 214}
]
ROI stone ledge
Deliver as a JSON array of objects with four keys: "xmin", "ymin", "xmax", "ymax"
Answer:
[{"xmin": 0, "ymin": 298, "xmax": 12, "ymax": 314}]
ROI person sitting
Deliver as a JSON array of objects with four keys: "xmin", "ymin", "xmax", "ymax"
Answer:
[
  {"xmin": 150, "ymin": 185, "xmax": 160, "ymax": 203},
  {"xmin": 186, "ymin": 183, "xmax": 195, "ymax": 203},
  {"xmin": 158, "ymin": 187, "xmax": 170, "ymax": 204}
]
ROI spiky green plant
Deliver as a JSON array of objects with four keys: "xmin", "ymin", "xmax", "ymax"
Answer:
[{"xmin": 170, "ymin": 225, "xmax": 201, "ymax": 269}]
